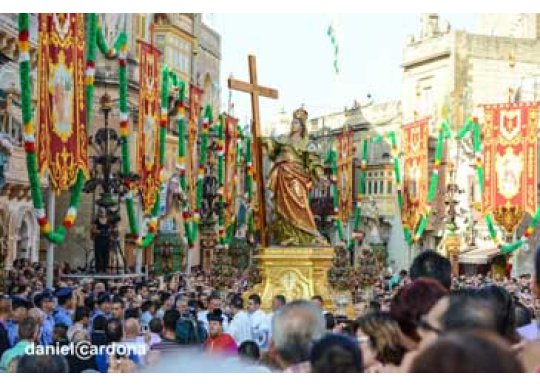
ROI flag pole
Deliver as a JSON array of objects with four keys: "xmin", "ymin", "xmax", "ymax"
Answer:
[{"xmin": 46, "ymin": 185, "xmax": 55, "ymax": 289}]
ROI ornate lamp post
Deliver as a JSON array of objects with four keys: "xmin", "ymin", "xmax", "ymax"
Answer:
[{"xmin": 83, "ymin": 92, "xmax": 138, "ymax": 273}]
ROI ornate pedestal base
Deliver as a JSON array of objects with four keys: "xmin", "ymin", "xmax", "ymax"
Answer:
[{"xmin": 244, "ymin": 246, "xmax": 336, "ymax": 314}]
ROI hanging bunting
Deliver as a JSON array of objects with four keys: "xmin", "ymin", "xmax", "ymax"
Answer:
[
  {"xmin": 138, "ymin": 41, "xmax": 162, "ymax": 214},
  {"xmin": 37, "ymin": 13, "xmax": 89, "ymax": 192}
]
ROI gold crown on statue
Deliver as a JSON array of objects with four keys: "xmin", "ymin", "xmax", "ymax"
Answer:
[{"xmin": 293, "ymin": 105, "xmax": 308, "ymax": 124}]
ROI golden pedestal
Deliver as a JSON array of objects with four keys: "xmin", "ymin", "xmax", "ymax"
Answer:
[{"xmin": 244, "ymin": 246, "xmax": 337, "ymax": 314}]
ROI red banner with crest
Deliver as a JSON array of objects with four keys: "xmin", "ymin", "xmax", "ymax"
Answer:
[
  {"xmin": 37, "ymin": 13, "xmax": 88, "ymax": 191},
  {"xmin": 482, "ymin": 102, "xmax": 539, "ymax": 233},
  {"xmin": 336, "ymin": 128, "xmax": 354, "ymax": 223},
  {"xmin": 138, "ymin": 41, "xmax": 161, "ymax": 214},
  {"xmin": 224, "ymin": 115, "xmax": 239, "ymax": 224},
  {"xmin": 401, "ymin": 118, "xmax": 429, "ymax": 230}
]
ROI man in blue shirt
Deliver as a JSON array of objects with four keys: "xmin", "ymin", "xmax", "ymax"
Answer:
[
  {"xmin": 35, "ymin": 290, "xmax": 55, "ymax": 346},
  {"xmin": 7, "ymin": 297, "xmax": 31, "ymax": 347},
  {"xmin": 53, "ymin": 287, "xmax": 74, "ymax": 328},
  {"xmin": 89, "ymin": 292, "xmax": 111, "ymax": 333}
]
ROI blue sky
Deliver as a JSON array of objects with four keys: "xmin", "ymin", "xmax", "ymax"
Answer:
[{"xmin": 210, "ymin": 14, "xmax": 480, "ymax": 126}]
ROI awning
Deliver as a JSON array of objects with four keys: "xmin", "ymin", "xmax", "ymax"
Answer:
[{"xmin": 459, "ymin": 245, "xmax": 501, "ymax": 265}]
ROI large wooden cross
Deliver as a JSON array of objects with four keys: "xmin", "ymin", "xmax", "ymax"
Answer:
[{"xmin": 228, "ymin": 55, "xmax": 278, "ymax": 247}]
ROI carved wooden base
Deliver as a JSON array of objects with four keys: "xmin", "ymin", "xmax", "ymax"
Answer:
[{"xmin": 243, "ymin": 246, "xmax": 337, "ymax": 314}]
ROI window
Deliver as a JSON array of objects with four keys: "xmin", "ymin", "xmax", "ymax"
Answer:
[
  {"xmin": 387, "ymin": 180, "xmax": 393, "ymax": 194},
  {"xmin": 379, "ymin": 180, "xmax": 384, "ymax": 194},
  {"xmin": 368, "ymin": 181, "xmax": 372, "ymax": 195},
  {"xmin": 373, "ymin": 181, "xmax": 378, "ymax": 195}
]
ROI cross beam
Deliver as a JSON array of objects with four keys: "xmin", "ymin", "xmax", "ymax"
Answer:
[{"xmin": 228, "ymin": 55, "xmax": 278, "ymax": 247}]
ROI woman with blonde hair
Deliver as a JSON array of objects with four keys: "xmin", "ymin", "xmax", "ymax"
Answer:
[{"xmin": 354, "ymin": 311, "xmax": 406, "ymax": 371}]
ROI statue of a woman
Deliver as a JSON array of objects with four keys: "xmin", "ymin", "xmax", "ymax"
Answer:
[{"xmin": 263, "ymin": 106, "xmax": 328, "ymax": 246}]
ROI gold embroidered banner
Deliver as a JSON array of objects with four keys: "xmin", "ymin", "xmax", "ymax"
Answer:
[
  {"xmin": 138, "ymin": 41, "xmax": 161, "ymax": 214},
  {"xmin": 482, "ymin": 102, "xmax": 539, "ymax": 233},
  {"xmin": 336, "ymin": 128, "xmax": 354, "ymax": 223},
  {"xmin": 37, "ymin": 13, "xmax": 88, "ymax": 191},
  {"xmin": 224, "ymin": 115, "xmax": 239, "ymax": 225},
  {"xmin": 401, "ymin": 118, "xmax": 429, "ymax": 230},
  {"xmin": 188, "ymin": 84, "xmax": 204, "ymax": 209}
]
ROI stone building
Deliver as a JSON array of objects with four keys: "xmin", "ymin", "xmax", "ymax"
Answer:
[{"xmin": 0, "ymin": 13, "xmax": 41, "ymax": 274}]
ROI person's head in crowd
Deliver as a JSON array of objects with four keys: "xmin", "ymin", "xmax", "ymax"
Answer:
[
  {"xmin": 35, "ymin": 290, "xmax": 55, "ymax": 314},
  {"xmin": 96, "ymin": 293, "xmax": 112, "ymax": 315},
  {"xmin": 92, "ymin": 315, "xmax": 108, "ymax": 333},
  {"xmin": 55, "ymin": 287, "xmax": 74, "ymax": 310},
  {"xmin": 311, "ymin": 295, "xmax": 324, "ymax": 310},
  {"xmin": 162, "ymin": 309, "xmax": 180, "ymax": 340},
  {"xmin": 124, "ymin": 307, "xmax": 141, "ymax": 320},
  {"xmin": 27, "ymin": 308, "xmax": 44, "ymax": 327},
  {"xmin": 187, "ymin": 299, "xmax": 199, "ymax": 315},
  {"xmin": 139, "ymin": 285, "xmax": 150, "ymax": 300},
  {"xmin": 408, "ymin": 331, "xmax": 524, "ymax": 373},
  {"xmin": 0, "ymin": 297, "xmax": 12, "ymax": 320},
  {"xmin": 124, "ymin": 318, "xmax": 140, "ymax": 340},
  {"xmin": 106, "ymin": 318, "xmax": 124, "ymax": 343},
  {"xmin": 208, "ymin": 293, "xmax": 222, "ymax": 313},
  {"xmin": 84, "ymin": 295, "xmax": 95, "ymax": 312},
  {"xmin": 94, "ymin": 282, "xmax": 106, "ymax": 295},
  {"xmin": 160, "ymin": 292, "xmax": 173, "ymax": 311},
  {"xmin": 238, "ymin": 340, "xmax": 261, "ymax": 362},
  {"xmin": 247, "ymin": 294, "xmax": 261, "ymax": 314},
  {"xmin": 175, "ymin": 297, "xmax": 189, "ymax": 316},
  {"xmin": 141, "ymin": 300, "xmax": 155, "ymax": 315},
  {"xmin": 368, "ymin": 300, "xmax": 381, "ymax": 313},
  {"xmin": 16, "ymin": 355, "xmax": 69, "ymax": 373},
  {"xmin": 514, "ymin": 300, "xmax": 532, "ymax": 328},
  {"xmin": 354, "ymin": 311, "xmax": 406, "ymax": 368},
  {"xmin": 111, "ymin": 298, "xmax": 125, "ymax": 320},
  {"xmin": 230, "ymin": 294, "xmax": 244, "ymax": 315},
  {"xmin": 415, "ymin": 289, "xmax": 496, "ymax": 349},
  {"xmin": 207, "ymin": 309, "xmax": 225, "ymax": 339},
  {"xmin": 272, "ymin": 295, "xmax": 286, "ymax": 312},
  {"xmin": 53, "ymin": 324, "xmax": 68, "ymax": 345},
  {"xmin": 149, "ymin": 317, "xmax": 163, "ymax": 335},
  {"xmin": 11, "ymin": 297, "xmax": 31, "ymax": 323},
  {"xmin": 409, "ymin": 250, "xmax": 452, "ymax": 290},
  {"xmin": 390, "ymin": 278, "xmax": 448, "ymax": 347},
  {"xmin": 198, "ymin": 293, "xmax": 209, "ymax": 310},
  {"xmin": 475, "ymin": 285, "xmax": 519, "ymax": 343},
  {"xmin": 271, "ymin": 300, "xmax": 326, "ymax": 370},
  {"xmin": 74, "ymin": 306, "xmax": 90, "ymax": 327},
  {"xmin": 310, "ymin": 334, "xmax": 363, "ymax": 373},
  {"xmin": 324, "ymin": 312, "xmax": 336, "ymax": 331},
  {"xmin": 18, "ymin": 317, "xmax": 39, "ymax": 344}
]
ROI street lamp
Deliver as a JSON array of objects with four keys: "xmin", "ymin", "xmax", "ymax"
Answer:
[{"xmin": 83, "ymin": 92, "xmax": 139, "ymax": 274}]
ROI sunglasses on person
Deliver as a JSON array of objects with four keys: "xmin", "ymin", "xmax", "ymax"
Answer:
[{"xmin": 416, "ymin": 316, "xmax": 442, "ymax": 335}]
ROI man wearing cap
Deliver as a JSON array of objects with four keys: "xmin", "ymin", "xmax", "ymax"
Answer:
[
  {"xmin": 54, "ymin": 287, "xmax": 74, "ymax": 328},
  {"xmin": 7, "ymin": 296, "xmax": 31, "ymax": 347},
  {"xmin": 88, "ymin": 292, "xmax": 112, "ymax": 333},
  {"xmin": 204, "ymin": 309, "xmax": 237, "ymax": 356},
  {"xmin": 35, "ymin": 290, "xmax": 55, "ymax": 346}
]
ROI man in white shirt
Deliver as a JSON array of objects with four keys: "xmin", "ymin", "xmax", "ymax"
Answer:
[
  {"xmin": 226, "ymin": 294, "xmax": 252, "ymax": 346},
  {"xmin": 198, "ymin": 293, "xmax": 229, "ymax": 332},
  {"xmin": 247, "ymin": 294, "xmax": 269, "ymax": 351}
]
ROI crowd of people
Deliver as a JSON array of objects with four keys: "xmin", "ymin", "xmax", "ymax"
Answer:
[{"xmin": 0, "ymin": 249, "xmax": 539, "ymax": 373}]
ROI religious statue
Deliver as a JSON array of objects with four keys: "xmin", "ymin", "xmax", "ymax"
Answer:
[{"xmin": 263, "ymin": 106, "xmax": 328, "ymax": 246}]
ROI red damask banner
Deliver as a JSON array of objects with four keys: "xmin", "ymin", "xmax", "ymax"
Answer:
[
  {"xmin": 224, "ymin": 115, "xmax": 239, "ymax": 224},
  {"xmin": 337, "ymin": 128, "xmax": 354, "ymax": 223},
  {"xmin": 401, "ymin": 118, "xmax": 429, "ymax": 230},
  {"xmin": 482, "ymin": 102, "xmax": 539, "ymax": 233},
  {"xmin": 138, "ymin": 41, "xmax": 161, "ymax": 214},
  {"xmin": 37, "ymin": 13, "xmax": 88, "ymax": 191}
]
